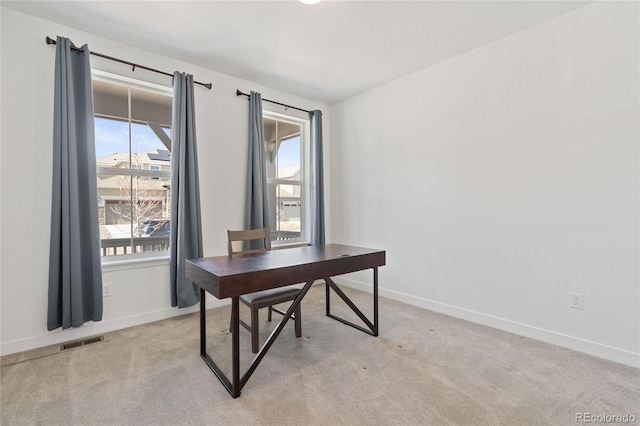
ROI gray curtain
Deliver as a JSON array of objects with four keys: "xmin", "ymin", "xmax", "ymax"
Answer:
[
  {"xmin": 309, "ymin": 110, "xmax": 325, "ymax": 246},
  {"xmin": 170, "ymin": 72, "xmax": 203, "ymax": 308},
  {"xmin": 245, "ymin": 91, "xmax": 270, "ymax": 249},
  {"xmin": 47, "ymin": 37, "xmax": 103, "ymax": 331}
]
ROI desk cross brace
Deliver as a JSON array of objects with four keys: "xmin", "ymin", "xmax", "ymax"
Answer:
[
  {"xmin": 325, "ymin": 267, "xmax": 379, "ymax": 336},
  {"xmin": 200, "ymin": 280, "xmax": 314, "ymax": 398},
  {"xmin": 199, "ymin": 266, "xmax": 379, "ymax": 398}
]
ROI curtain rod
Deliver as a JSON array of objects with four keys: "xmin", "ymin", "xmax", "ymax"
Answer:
[
  {"xmin": 45, "ymin": 36, "xmax": 212, "ymax": 90},
  {"xmin": 236, "ymin": 89, "xmax": 310, "ymax": 114}
]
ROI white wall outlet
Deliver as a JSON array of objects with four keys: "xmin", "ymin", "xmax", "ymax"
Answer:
[
  {"xmin": 103, "ymin": 283, "xmax": 113, "ymax": 298},
  {"xmin": 569, "ymin": 292, "xmax": 583, "ymax": 309}
]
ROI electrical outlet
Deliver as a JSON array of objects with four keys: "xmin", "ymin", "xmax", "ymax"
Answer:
[
  {"xmin": 103, "ymin": 283, "xmax": 113, "ymax": 298},
  {"xmin": 569, "ymin": 292, "xmax": 583, "ymax": 309}
]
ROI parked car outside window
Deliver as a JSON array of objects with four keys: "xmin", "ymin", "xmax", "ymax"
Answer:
[{"xmin": 141, "ymin": 219, "xmax": 170, "ymax": 237}]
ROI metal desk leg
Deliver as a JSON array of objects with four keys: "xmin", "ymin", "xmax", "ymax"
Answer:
[
  {"xmin": 200, "ymin": 289, "xmax": 206, "ymax": 356},
  {"xmin": 200, "ymin": 291, "xmax": 242, "ymax": 398},
  {"xmin": 230, "ymin": 297, "xmax": 240, "ymax": 397},
  {"xmin": 325, "ymin": 267, "xmax": 379, "ymax": 336},
  {"xmin": 373, "ymin": 267, "xmax": 379, "ymax": 336}
]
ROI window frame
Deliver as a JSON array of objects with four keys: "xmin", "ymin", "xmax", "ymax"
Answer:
[
  {"xmin": 92, "ymin": 70, "xmax": 173, "ymax": 264},
  {"xmin": 263, "ymin": 110, "xmax": 310, "ymax": 247}
]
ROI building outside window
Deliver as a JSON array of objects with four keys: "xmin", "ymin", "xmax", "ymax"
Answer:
[
  {"xmin": 263, "ymin": 112, "xmax": 309, "ymax": 245},
  {"xmin": 93, "ymin": 72, "xmax": 173, "ymax": 257}
]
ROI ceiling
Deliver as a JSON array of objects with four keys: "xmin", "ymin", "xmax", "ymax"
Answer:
[{"xmin": 3, "ymin": 1, "xmax": 589, "ymax": 104}]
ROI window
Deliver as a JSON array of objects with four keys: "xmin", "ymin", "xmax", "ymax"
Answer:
[
  {"xmin": 93, "ymin": 73, "xmax": 173, "ymax": 258},
  {"xmin": 263, "ymin": 112, "xmax": 309, "ymax": 245}
]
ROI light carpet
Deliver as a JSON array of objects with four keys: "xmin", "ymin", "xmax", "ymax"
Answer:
[{"xmin": 1, "ymin": 284, "xmax": 638, "ymax": 425}]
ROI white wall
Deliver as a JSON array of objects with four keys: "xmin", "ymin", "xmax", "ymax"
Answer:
[
  {"xmin": 330, "ymin": 2, "xmax": 639, "ymax": 367},
  {"xmin": 0, "ymin": 8, "xmax": 329, "ymax": 355},
  {"xmin": 1, "ymin": 3, "xmax": 637, "ymax": 368}
]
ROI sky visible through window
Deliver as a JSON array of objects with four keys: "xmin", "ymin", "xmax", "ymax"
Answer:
[
  {"xmin": 94, "ymin": 117, "xmax": 169, "ymax": 158},
  {"xmin": 278, "ymin": 136, "xmax": 300, "ymax": 170},
  {"xmin": 96, "ymin": 117, "xmax": 300, "ymax": 169}
]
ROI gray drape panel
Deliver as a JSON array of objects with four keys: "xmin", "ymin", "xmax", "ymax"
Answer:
[
  {"xmin": 309, "ymin": 110, "xmax": 325, "ymax": 246},
  {"xmin": 245, "ymin": 91, "xmax": 270, "ymax": 250},
  {"xmin": 47, "ymin": 37, "xmax": 103, "ymax": 331},
  {"xmin": 170, "ymin": 72, "xmax": 203, "ymax": 308}
]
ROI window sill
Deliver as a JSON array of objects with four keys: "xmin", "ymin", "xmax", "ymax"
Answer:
[
  {"xmin": 102, "ymin": 254, "xmax": 170, "ymax": 272},
  {"xmin": 273, "ymin": 241, "xmax": 311, "ymax": 250}
]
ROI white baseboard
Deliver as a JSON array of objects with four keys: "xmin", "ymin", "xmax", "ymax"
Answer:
[
  {"xmin": 336, "ymin": 277, "xmax": 639, "ymax": 368},
  {"xmin": 6, "ymin": 280, "xmax": 638, "ymax": 368},
  {"xmin": 0, "ymin": 297, "xmax": 228, "ymax": 357}
]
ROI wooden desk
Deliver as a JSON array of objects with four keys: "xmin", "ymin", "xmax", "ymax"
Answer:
[{"xmin": 186, "ymin": 244, "xmax": 386, "ymax": 398}]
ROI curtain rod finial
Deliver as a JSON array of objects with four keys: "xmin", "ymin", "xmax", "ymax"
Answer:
[
  {"xmin": 46, "ymin": 36, "xmax": 56, "ymax": 45},
  {"xmin": 236, "ymin": 89, "xmax": 243, "ymax": 96},
  {"xmin": 205, "ymin": 83, "xmax": 213, "ymax": 90}
]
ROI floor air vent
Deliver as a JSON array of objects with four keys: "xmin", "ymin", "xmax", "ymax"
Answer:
[{"xmin": 60, "ymin": 335, "xmax": 104, "ymax": 351}]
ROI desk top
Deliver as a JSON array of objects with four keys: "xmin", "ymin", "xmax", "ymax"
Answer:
[{"xmin": 186, "ymin": 244, "xmax": 385, "ymax": 299}]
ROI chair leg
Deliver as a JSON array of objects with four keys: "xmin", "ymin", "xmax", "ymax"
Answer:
[
  {"xmin": 295, "ymin": 302, "xmax": 302, "ymax": 338},
  {"xmin": 267, "ymin": 305, "xmax": 273, "ymax": 322},
  {"xmin": 251, "ymin": 306, "xmax": 259, "ymax": 353}
]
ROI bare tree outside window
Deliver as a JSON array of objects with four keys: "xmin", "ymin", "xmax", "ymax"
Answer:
[{"xmin": 106, "ymin": 176, "xmax": 166, "ymax": 230}]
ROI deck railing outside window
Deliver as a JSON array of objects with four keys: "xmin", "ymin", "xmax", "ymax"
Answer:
[{"xmin": 99, "ymin": 231, "xmax": 300, "ymax": 257}]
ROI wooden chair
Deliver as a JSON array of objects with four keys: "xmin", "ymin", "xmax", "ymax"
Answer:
[{"xmin": 227, "ymin": 228, "xmax": 302, "ymax": 353}]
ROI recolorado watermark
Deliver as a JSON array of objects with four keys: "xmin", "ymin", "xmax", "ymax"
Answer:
[{"xmin": 576, "ymin": 413, "xmax": 636, "ymax": 423}]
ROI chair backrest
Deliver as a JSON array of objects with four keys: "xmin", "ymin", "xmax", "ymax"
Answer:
[{"xmin": 227, "ymin": 228, "xmax": 272, "ymax": 257}]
